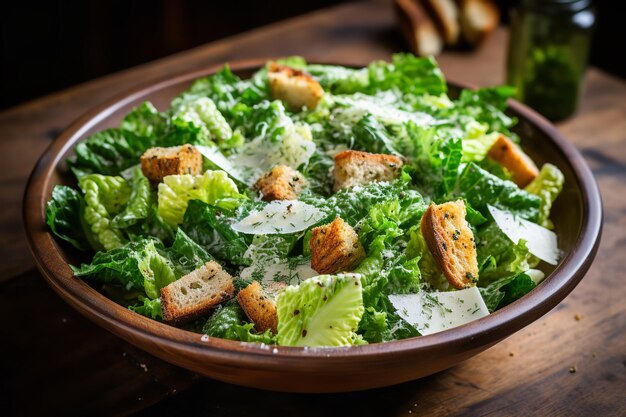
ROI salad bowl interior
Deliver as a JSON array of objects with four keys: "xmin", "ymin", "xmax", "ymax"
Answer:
[{"xmin": 23, "ymin": 59, "xmax": 602, "ymax": 392}]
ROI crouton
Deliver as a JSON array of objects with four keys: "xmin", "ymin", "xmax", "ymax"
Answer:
[
  {"xmin": 333, "ymin": 150, "xmax": 403, "ymax": 192},
  {"xmin": 487, "ymin": 134, "xmax": 539, "ymax": 188},
  {"xmin": 458, "ymin": 0, "xmax": 500, "ymax": 46},
  {"xmin": 395, "ymin": 0, "xmax": 444, "ymax": 56},
  {"xmin": 254, "ymin": 165, "xmax": 306, "ymax": 201},
  {"xmin": 310, "ymin": 217, "xmax": 365, "ymax": 274},
  {"xmin": 160, "ymin": 261, "xmax": 234, "ymax": 324},
  {"xmin": 237, "ymin": 281, "xmax": 278, "ymax": 333},
  {"xmin": 140, "ymin": 144, "xmax": 203, "ymax": 183},
  {"xmin": 267, "ymin": 63, "xmax": 324, "ymax": 111},
  {"xmin": 420, "ymin": 200, "xmax": 479, "ymax": 289},
  {"xmin": 422, "ymin": 0, "xmax": 460, "ymax": 45}
]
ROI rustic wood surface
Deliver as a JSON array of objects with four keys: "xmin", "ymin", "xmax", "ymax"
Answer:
[{"xmin": 1, "ymin": 0, "xmax": 624, "ymax": 415}]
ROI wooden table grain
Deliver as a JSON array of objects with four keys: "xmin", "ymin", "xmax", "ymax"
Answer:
[{"xmin": 1, "ymin": 1, "xmax": 624, "ymax": 416}]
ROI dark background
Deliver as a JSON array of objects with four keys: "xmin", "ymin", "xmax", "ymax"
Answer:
[{"xmin": 0, "ymin": 0, "xmax": 622, "ymax": 110}]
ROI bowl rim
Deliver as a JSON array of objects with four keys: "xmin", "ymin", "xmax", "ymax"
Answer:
[{"xmin": 23, "ymin": 58, "xmax": 602, "ymax": 365}]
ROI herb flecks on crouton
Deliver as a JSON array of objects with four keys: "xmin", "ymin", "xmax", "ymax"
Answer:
[
  {"xmin": 333, "ymin": 150, "xmax": 403, "ymax": 192},
  {"xmin": 310, "ymin": 217, "xmax": 365, "ymax": 274},
  {"xmin": 254, "ymin": 165, "xmax": 305, "ymax": 201},
  {"xmin": 420, "ymin": 200, "xmax": 479, "ymax": 289},
  {"xmin": 140, "ymin": 144, "xmax": 203, "ymax": 183},
  {"xmin": 237, "ymin": 281, "xmax": 278, "ymax": 333}
]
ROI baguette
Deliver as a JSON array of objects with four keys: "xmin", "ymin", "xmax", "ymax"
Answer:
[
  {"xmin": 458, "ymin": 0, "xmax": 500, "ymax": 46},
  {"xmin": 420, "ymin": 200, "xmax": 479, "ymax": 289},
  {"xmin": 394, "ymin": 0, "xmax": 444, "ymax": 56},
  {"xmin": 160, "ymin": 261, "xmax": 234, "ymax": 324},
  {"xmin": 422, "ymin": 0, "xmax": 460, "ymax": 46}
]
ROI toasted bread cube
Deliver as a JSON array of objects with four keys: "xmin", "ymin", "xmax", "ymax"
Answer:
[
  {"xmin": 267, "ymin": 63, "xmax": 324, "ymax": 111},
  {"xmin": 420, "ymin": 200, "xmax": 479, "ymax": 289},
  {"xmin": 160, "ymin": 261, "xmax": 234, "ymax": 324},
  {"xmin": 310, "ymin": 217, "xmax": 365, "ymax": 274},
  {"xmin": 254, "ymin": 165, "xmax": 305, "ymax": 201},
  {"xmin": 140, "ymin": 144, "xmax": 203, "ymax": 183},
  {"xmin": 458, "ymin": 0, "xmax": 500, "ymax": 46},
  {"xmin": 333, "ymin": 150, "xmax": 403, "ymax": 192},
  {"xmin": 487, "ymin": 134, "xmax": 539, "ymax": 188},
  {"xmin": 237, "ymin": 281, "xmax": 278, "ymax": 333}
]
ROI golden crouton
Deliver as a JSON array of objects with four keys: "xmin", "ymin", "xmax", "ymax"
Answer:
[
  {"xmin": 333, "ymin": 150, "xmax": 403, "ymax": 192},
  {"xmin": 140, "ymin": 144, "xmax": 203, "ymax": 183},
  {"xmin": 310, "ymin": 217, "xmax": 365, "ymax": 274},
  {"xmin": 487, "ymin": 134, "xmax": 539, "ymax": 188},
  {"xmin": 160, "ymin": 261, "xmax": 234, "ymax": 324},
  {"xmin": 236, "ymin": 281, "xmax": 278, "ymax": 333},
  {"xmin": 267, "ymin": 63, "xmax": 324, "ymax": 111},
  {"xmin": 420, "ymin": 200, "xmax": 479, "ymax": 289},
  {"xmin": 254, "ymin": 165, "xmax": 306, "ymax": 201}
]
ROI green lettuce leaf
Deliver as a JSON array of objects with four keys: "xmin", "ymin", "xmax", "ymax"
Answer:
[
  {"xmin": 111, "ymin": 168, "xmax": 151, "ymax": 229},
  {"xmin": 276, "ymin": 274, "xmax": 365, "ymax": 347},
  {"xmin": 181, "ymin": 200, "xmax": 251, "ymax": 266},
  {"xmin": 202, "ymin": 302, "xmax": 275, "ymax": 344},
  {"xmin": 157, "ymin": 170, "xmax": 246, "ymax": 227},
  {"xmin": 479, "ymin": 272, "xmax": 536, "ymax": 312},
  {"xmin": 79, "ymin": 174, "xmax": 132, "ymax": 250},
  {"xmin": 120, "ymin": 101, "xmax": 169, "ymax": 139},
  {"xmin": 367, "ymin": 54, "xmax": 447, "ymax": 96},
  {"xmin": 129, "ymin": 296, "xmax": 163, "ymax": 320},
  {"xmin": 45, "ymin": 185, "xmax": 90, "ymax": 250},
  {"xmin": 451, "ymin": 162, "xmax": 541, "ymax": 221},
  {"xmin": 138, "ymin": 239, "xmax": 177, "ymax": 299},
  {"xmin": 306, "ymin": 64, "xmax": 369, "ymax": 94},
  {"xmin": 524, "ymin": 163, "xmax": 564, "ymax": 229}
]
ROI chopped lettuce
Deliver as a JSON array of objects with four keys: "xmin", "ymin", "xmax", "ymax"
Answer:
[{"xmin": 47, "ymin": 54, "xmax": 563, "ymax": 345}]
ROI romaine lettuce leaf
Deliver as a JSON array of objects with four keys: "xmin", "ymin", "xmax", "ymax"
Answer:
[
  {"xmin": 46, "ymin": 185, "xmax": 91, "ymax": 250},
  {"xmin": 202, "ymin": 302, "xmax": 275, "ymax": 344},
  {"xmin": 367, "ymin": 54, "xmax": 447, "ymax": 97},
  {"xmin": 129, "ymin": 296, "xmax": 163, "ymax": 320},
  {"xmin": 524, "ymin": 163, "xmax": 564, "ymax": 229},
  {"xmin": 479, "ymin": 271, "xmax": 537, "ymax": 312},
  {"xmin": 181, "ymin": 200, "xmax": 251, "ymax": 266},
  {"xmin": 451, "ymin": 162, "xmax": 541, "ymax": 221},
  {"xmin": 111, "ymin": 168, "xmax": 151, "ymax": 229},
  {"xmin": 79, "ymin": 174, "xmax": 132, "ymax": 250},
  {"xmin": 120, "ymin": 101, "xmax": 169, "ymax": 139},
  {"xmin": 276, "ymin": 274, "xmax": 365, "ymax": 347},
  {"xmin": 157, "ymin": 170, "xmax": 246, "ymax": 227}
]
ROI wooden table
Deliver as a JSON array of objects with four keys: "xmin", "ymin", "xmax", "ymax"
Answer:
[{"xmin": 1, "ymin": 1, "xmax": 624, "ymax": 415}]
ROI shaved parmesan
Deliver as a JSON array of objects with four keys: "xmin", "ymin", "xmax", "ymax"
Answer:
[
  {"xmin": 240, "ymin": 258, "xmax": 318, "ymax": 286},
  {"xmin": 526, "ymin": 269, "xmax": 546, "ymax": 285},
  {"xmin": 195, "ymin": 145, "xmax": 247, "ymax": 183},
  {"xmin": 389, "ymin": 287, "xmax": 489, "ymax": 335},
  {"xmin": 231, "ymin": 200, "xmax": 325, "ymax": 234},
  {"xmin": 488, "ymin": 205, "xmax": 559, "ymax": 265}
]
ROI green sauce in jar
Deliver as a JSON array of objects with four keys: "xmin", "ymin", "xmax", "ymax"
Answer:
[{"xmin": 507, "ymin": 0, "xmax": 596, "ymax": 121}]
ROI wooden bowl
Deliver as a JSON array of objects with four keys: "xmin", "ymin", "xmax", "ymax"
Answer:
[{"xmin": 23, "ymin": 59, "xmax": 602, "ymax": 393}]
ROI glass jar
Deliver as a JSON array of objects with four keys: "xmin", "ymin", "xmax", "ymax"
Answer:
[{"xmin": 507, "ymin": 0, "xmax": 596, "ymax": 121}]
